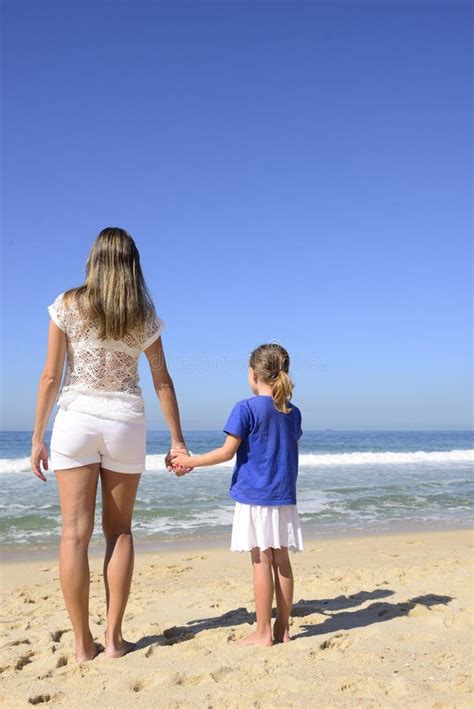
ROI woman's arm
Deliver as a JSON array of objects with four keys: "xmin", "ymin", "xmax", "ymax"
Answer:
[
  {"xmin": 31, "ymin": 321, "xmax": 67, "ymax": 481},
  {"xmin": 144, "ymin": 335, "xmax": 189, "ymax": 469},
  {"xmin": 170, "ymin": 434, "xmax": 241, "ymax": 471}
]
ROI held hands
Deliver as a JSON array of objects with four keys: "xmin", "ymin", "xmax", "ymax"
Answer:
[
  {"xmin": 31, "ymin": 441, "xmax": 48, "ymax": 482},
  {"xmin": 165, "ymin": 444, "xmax": 193, "ymax": 477},
  {"xmin": 170, "ymin": 450, "xmax": 193, "ymax": 475}
]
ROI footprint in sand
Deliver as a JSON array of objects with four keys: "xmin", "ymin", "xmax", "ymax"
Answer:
[
  {"xmin": 37, "ymin": 671, "xmax": 53, "ymax": 680},
  {"xmin": 407, "ymin": 604, "xmax": 432, "ymax": 618},
  {"xmin": 184, "ymin": 555, "xmax": 208, "ymax": 561},
  {"xmin": 340, "ymin": 681, "xmax": 354, "ymax": 692},
  {"xmin": 143, "ymin": 635, "xmax": 170, "ymax": 657},
  {"xmin": 150, "ymin": 564, "xmax": 192, "ymax": 575},
  {"xmin": 8, "ymin": 638, "xmax": 31, "ymax": 648},
  {"xmin": 319, "ymin": 633, "xmax": 353, "ymax": 651},
  {"xmin": 28, "ymin": 694, "xmax": 52, "ymax": 705},
  {"xmin": 163, "ymin": 626, "xmax": 195, "ymax": 644},
  {"xmin": 56, "ymin": 655, "xmax": 68, "ymax": 668},
  {"xmin": 173, "ymin": 672, "xmax": 204, "ymax": 686},
  {"xmin": 50, "ymin": 629, "xmax": 69, "ymax": 643},
  {"xmin": 15, "ymin": 651, "xmax": 34, "ymax": 670},
  {"xmin": 210, "ymin": 666, "xmax": 233, "ymax": 683}
]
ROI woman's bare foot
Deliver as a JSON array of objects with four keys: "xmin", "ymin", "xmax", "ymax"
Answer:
[
  {"xmin": 76, "ymin": 639, "xmax": 103, "ymax": 663},
  {"xmin": 273, "ymin": 620, "xmax": 291, "ymax": 643},
  {"xmin": 238, "ymin": 631, "xmax": 273, "ymax": 646},
  {"xmin": 104, "ymin": 636, "xmax": 136, "ymax": 658}
]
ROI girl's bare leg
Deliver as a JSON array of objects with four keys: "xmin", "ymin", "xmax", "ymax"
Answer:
[
  {"xmin": 272, "ymin": 546, "xmax": 294, "ymax": 643},
  {"xmin": 100, "ymin": 467, "xmax": 141, "ymax": 658},
  {"xmin": 239, "ymin": 547, "xmax": 274, "ymax": 646},
  {"xmin": 55, "ymin": 464, "xmax": 101, "ymax": 662}
]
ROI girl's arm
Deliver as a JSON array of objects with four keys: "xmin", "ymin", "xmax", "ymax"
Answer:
[
  {"xmin": 170, "ymin": 434, "xmax": 241, "ymax": 471},
  {"xmin": 144, "ymin": 336, "xmax": 190, "ymax": 469},
  {"xmin": 31, "ymin": 321, "xmax": 67, "ymax": 481}
]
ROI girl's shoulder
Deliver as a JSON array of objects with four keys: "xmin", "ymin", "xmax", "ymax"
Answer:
[
  {"xmin": 251, "ymin": 397, "xmax": 302, "ymax": 429},
  {"xmin": 288, "ymin": 401, "xmax": 301, "ymax": 416},
  {"xmin": 229, "ymin": 397, "xmax": 254, "ymax": 414},
  {"xmin": 247, "ymin": 396, "xmax": 301, "ymax": 415}
]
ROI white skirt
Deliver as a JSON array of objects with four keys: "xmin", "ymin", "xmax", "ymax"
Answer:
[{"xmin": 231, "ymin": 502, "xmax": 304, "ymax": 553}]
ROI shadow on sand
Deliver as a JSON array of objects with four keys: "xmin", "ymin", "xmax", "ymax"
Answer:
[{"xmin": 134, "ymin": 589, "xmax": 453, "ymax": 650}]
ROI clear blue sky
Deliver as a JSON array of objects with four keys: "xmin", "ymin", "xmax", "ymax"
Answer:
[{"xmin": 1, "ymin": 1, "xmax": 472, "ymax": 431}]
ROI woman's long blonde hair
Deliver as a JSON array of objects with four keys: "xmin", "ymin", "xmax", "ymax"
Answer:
[
  {"xmin": 62, "ymin": 227, "xmax": 155, "ymax": 340},
  {"xmin": 249, "ymin": 343, "xmax": 294, "ymax": 414}
]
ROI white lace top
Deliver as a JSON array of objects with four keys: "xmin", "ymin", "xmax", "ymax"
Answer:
[{"xmin": 47, "ymin": 292, "xmax": 165, "ymax": 422}]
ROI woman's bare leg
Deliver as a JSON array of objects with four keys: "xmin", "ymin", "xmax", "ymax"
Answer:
[
  {"xmin": 239, "ymin": 547, "xmax": 274, "ymax": 646},
  {"xmin": 55, "ymin": 463, "xmax": 100, "ymax": 662},
  {"xmin": 272, "ymin": 546, "xmax": 294, "ymax": 643},
  {"xmin": 100, "ymin": 467, "xmax": 141, "ymax": 658}
]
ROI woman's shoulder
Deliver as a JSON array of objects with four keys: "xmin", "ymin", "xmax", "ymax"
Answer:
[
  {"xmin": 140, "ymin": 305, "xmax": 165, "ymax": 350},
  {"xmin": 47, "ymin": 290, "xmax": 74, "ymax": 333},
  {"xmin": 51, "ymin": 288, "xmax": 82, "ymax": 310},
  {"xmin": 47, "ymin": 288, "xmax": 90, "ymax": 336}
]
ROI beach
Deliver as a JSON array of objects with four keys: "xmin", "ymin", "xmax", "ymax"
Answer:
[
  {"xmin": 1, "ymin": 527, "xmax": 473, "ymax": 708},
  {"xmin": 1, "ymin": 430, "xmax": 472, "ymax": 705}
]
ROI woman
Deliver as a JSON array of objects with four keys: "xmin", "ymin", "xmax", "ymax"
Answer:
[{"xmin": 30, "ymin": 227, "xmax": 189, "ymax": 662}]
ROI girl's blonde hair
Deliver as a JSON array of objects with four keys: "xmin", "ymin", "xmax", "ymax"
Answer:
[
  {"xmin": 249, "ymin": 343, "xmax": 294, "ymax": 414},
  {"xmin": 62, "ymin": 227, "xmax": 155, "ymax": 340}
]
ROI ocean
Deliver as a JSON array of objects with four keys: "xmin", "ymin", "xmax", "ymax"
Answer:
[{"xmin": 0, "ymin": 430, "xmax": 472, "ymax": 552}]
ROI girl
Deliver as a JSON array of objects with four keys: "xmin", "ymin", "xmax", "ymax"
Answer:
[
  {"xmin": 171, "ymin": 343, "xmax": 303, "ymax": 646},
  {"xmin": 30, "ymin": 227, "xmax": 190, "ymax": 662}
]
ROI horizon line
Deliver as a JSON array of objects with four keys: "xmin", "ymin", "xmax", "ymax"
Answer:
[{"xmin": 1, "ymin": 428, "xmax": 473, "ymax": 434}]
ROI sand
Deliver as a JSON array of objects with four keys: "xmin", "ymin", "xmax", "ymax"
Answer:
[{"xmin": 0, "ymin": 528, "xmax": 473, "ymax": 708}]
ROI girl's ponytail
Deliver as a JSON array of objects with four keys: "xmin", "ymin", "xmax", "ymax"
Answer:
[
  {"xmin": 271, "ymin": 369, "xmax": 293, "ymax": 414},
  {"xmin": 249, "ymin": 343, "xmax": 294, "ymax": 414}
]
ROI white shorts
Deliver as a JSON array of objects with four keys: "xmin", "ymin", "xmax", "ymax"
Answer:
[{"xmin": 50, "ymin": 407, "xmax": 146, "ymax": 474}]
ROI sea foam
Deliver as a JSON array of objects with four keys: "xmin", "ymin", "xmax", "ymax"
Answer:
[{"xmin": 2, "ymin": 448, "xmax": 472, "ymax": 474}]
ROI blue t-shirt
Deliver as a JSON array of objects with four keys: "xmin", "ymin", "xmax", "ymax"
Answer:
[{"xmin": 223, "ymin": 395, "xmax": 303, "ymax": 506}]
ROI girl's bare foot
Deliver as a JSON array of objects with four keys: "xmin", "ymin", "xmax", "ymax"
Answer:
[
  {"xmin": 76, "ymin": 639, "xmax": 102, "ymax": 663},
  {"xmin": 238, "ymin": 631, "xmax": 273, "ymax": 646},
  {"xmin": 273, "ymin": 620, "xmax": 291, "ymax": 643},
  {"xmin": 104, "ymin": 636, "xmax": 136, "ymax": 658}
]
